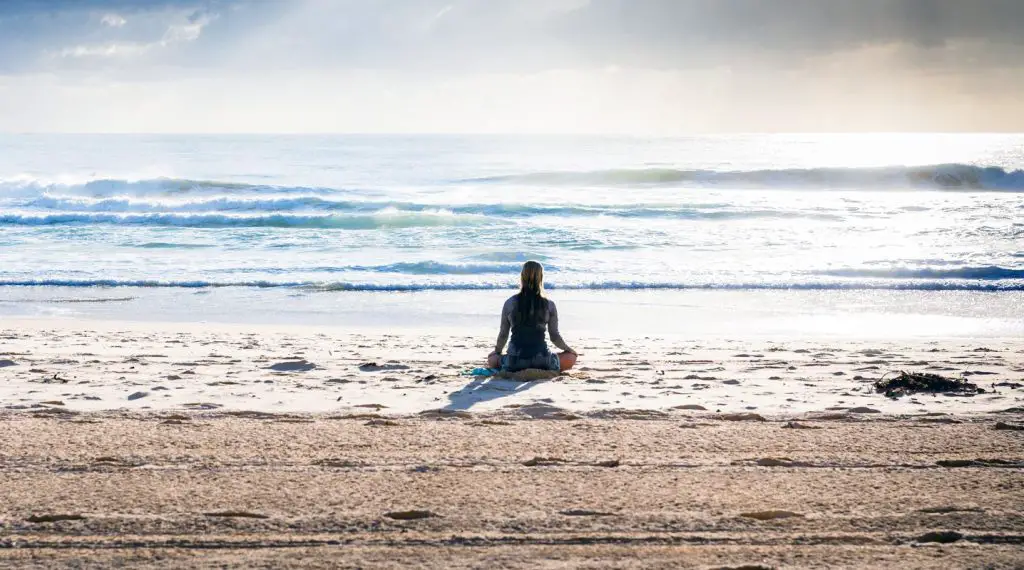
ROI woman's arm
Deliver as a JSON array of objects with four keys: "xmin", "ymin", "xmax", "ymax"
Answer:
[
  {"xmin": 547, "ymin": 301, "xmax": 574, "ymax": 353},
  {"xmin": 493, "ymin": 297, "xmax": 514, "ymax": 355}
]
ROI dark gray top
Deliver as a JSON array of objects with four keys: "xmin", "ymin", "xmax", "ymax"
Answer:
[{"xmin": 494, "ymin": 294, "xmax": 571, "ymax": 356}]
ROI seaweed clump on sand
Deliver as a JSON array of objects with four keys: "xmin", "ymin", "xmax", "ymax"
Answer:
[{"xmin": 875, "ymin": 371, "xmax": 983, "ymax": 399}]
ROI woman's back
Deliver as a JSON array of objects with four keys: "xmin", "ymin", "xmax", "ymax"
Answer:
[
  {"xmin": 489, "ymin": 261, "xmax": 576, "ymax": 373},
  {"xmin": 506, "ymin": 293, "xmax": 551, "ymax": 359}
]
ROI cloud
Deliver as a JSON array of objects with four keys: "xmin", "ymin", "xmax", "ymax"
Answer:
[
  {"xmin": 60, "ymin": 43, "xmax": 148, "ymax": 58},
  {"xmin": 4, "ymin": 0, "xmax": 1024, "ymax": 71},
  {"xmin": 1, "ymin": 0, "xmax": 1023, "ymax": 132},
  {"xmin": 161, "ymin": 10, "xmax": 213, "ymax": 43},
  {"xmin": 179, "ymin": 0, "xmax": 1024, "ymax": 76},
  {"xmin": 57, "ymin": 8, "xmax": 215, "ymax": 59},
  {"xmin": 100, "ymin": 13, "xmax": 127, "ymax": 27},
  {"xmin": 550, "ymin": 0, "xmax": 1024, "ymax": 69}
]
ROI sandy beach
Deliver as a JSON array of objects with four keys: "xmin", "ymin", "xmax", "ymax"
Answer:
[
  {"xmin": 1, "ymin": 317, "xmax": 1022, "ymax": 416},
  {"xmin": 0, "ymin": 315, "xmax": 1019, "ymax": 413},
  {"xmin": 3, "ymin": 5, "xmax": 1024, "ymax": 566},
  {"xmin": 4, "ymin": 166, "xmax": 1021, "ymax": 570},
  {"xmin": 1, "ymin": 405, "xmax": 1022, "ymax": 568},
  {"xmin": 1, "ymin": 318, "xmax": 1022, "ymax": 568}
]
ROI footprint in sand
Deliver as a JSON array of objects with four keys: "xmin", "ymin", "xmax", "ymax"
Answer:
[
  {"xmin": 514, "ymin": 403, "xmax": 580, "ymax": 420},
  {"xmin": 937, "ymin": 458, "xmax": 1023, "ymax": 468},
  {"xmin": 751, "ymin": 457, "xmax": 813, "ymax": 467},
  {"xmin": 720, "ymin": 413, "xmax": 767, "ymax": 421},
  {"xmin": 384, "ymin": 510, "xmax": 437, "ymax": 520},
  {"xmin": 523, "ymin": 456, "xmax": 567, "ymax": 467},
  {"xmin": 26, "ymin": 514, "xmax": 86, "ymax": 523},
  {"xmin": 918, "ymin": 506, "xmax": 985, "ymax": 514},
  {"xmin": 915, "ymin": 531, "xmax": 963, "ymax": 544},
  {"xmin": 740, "ymin": 510, "xmax": 803, "ymax": 521},
  {"xmin": 560, "ymin": 509, "xmax": 615, "ymax": 517},
  {"xmin": 782, "ymin": 421, "xmax": 821, "ymax": 429},
  {"xmin": 267, "ymin": 359, "xmax": 316, "ymax": 372},
  {"xmin": 994, "ymin": 422, "xmax": 1024, "ymax": 431},
  {"xmin": 358, "ymin": 362, "xmax": 410, "ymax": 372},
  {"xmin": 204, "ymin": 511, "xmax": 269, "ymax": 519}
]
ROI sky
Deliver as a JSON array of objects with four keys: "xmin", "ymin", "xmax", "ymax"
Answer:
[{"xmin": 0, "ymin": 0, "xmax": 1022, "ymax": 133}]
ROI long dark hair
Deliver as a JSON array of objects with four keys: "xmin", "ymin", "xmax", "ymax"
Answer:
[{"xmin": 516, "ymin": 260, "xmax": 548, "ymax": 324}]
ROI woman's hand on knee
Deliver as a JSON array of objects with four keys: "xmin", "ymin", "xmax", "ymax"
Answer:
[
  {"xmin": 487, "ymin": 351, "xmax": 501, "ymax": 368},
  {"xmin": 558, "ymin": 351, "xmax": 577, "ymax": 371}
]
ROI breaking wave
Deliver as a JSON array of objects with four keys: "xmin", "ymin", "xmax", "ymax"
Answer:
[
  {"xmin": 5, "ymin": 196, "xmax": 846, "ymax": 223},
  {"xmin": 0, "ymin": 211, "xmax": 495, "ymax": 229},
  {"xmin": 819, "ymin": 266, "xmax": 1024, "ymax": 280},
  {"xmin": 211, "ymin": 261, "xmax": 545, "ymax": 275},
  {"xmin": 4, "ymin": 164, "xmax": 1023, "ymax": 206},
  {"xmin": 0, "ymin": 177, "xmax": 336, "ymax": 198},
  {"xmin": 466, "ymin": 164, "xmax": 1024, "ymax": 190},
  {"xmin": 1, "ymin": 278, "xmax": 1021, "ymax": 292}
]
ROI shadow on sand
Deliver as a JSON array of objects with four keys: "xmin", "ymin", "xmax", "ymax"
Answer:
[{"xmin": 444, "ymin": 376, "xmax": 543, "ymax": 411}]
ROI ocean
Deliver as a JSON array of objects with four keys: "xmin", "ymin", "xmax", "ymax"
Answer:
[{"xmin": 1, "ymin": 133, "xmax": 1022, "ymax": 336}]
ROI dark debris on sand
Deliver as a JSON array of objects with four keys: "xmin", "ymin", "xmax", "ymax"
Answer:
[{"xmin": 875, "ymin": 371, "xmax": 982, "ymax": 399}]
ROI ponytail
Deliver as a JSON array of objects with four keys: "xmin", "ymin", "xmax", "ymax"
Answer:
[{"xmin": 517, "ymin": 260, "xmax": 548, "ymax": 324}]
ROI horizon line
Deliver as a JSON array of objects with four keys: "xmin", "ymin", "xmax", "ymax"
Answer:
[{"xmin": 2, "ymin": 131, "xmax": 1022, "ymax": 136}]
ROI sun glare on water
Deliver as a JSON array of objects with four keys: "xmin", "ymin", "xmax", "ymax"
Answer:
[{"xmin": 792, "ymin": 133, "xmax": 1007, "ymax": 168}]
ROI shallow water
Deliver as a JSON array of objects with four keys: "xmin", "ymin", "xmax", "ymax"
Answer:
[{"xmin": 4, "ymin": 288, "xmax": 1021, "ymax": 341}]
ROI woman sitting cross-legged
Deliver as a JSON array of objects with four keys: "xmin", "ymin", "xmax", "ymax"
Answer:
[{"xmin": 487, "ymin": 261, "xmax": 577, "ymax": 373}]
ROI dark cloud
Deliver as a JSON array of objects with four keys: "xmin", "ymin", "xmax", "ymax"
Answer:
[
  {"xmin": 1, "ymin": 0, "xmax": 1022, "ymax": 132},
  {"xmin": 583, "ymin": 0, "xmax": 1024, "ymax": 48},
  {"xmin": 555, "ymin": 0, "xmax": 1024, "ymax": 67},
  {"xmin": 0, "ymin": 0, "xmax": 1022, "ymax": 75},
  {"xmin": 198, "ymin": 0, "xmax": 1024, "ymax": 72}
]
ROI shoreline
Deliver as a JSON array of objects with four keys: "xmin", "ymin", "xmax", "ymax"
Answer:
[{"xmin": 4, "ymin": 288, "xmax": 1024, "ymax": 340}]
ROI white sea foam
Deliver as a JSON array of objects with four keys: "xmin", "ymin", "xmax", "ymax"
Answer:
[
  {"xmin": 1, "ymin": 134, "xmax": 1022, "ymax": 299},
  {"xmin": 468, "ymin": 164, "xmax": 1024, "ymax": 190},
  {"xmin": 0, "ymin": 277, "xmax": 1021, "ymax": 291},
  {"xmin": 0, "ymin": 210, "xmax": 495, "ymax": 229}
]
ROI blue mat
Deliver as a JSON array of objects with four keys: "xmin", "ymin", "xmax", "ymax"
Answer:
[{"xmin": 464, "ymin": 367, "xmax": 500, "ymax": 377}]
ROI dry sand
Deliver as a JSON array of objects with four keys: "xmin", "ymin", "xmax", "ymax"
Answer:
[
  {"xmin": 1, "ymin": 318, "xmax": 1023, "ymax": 568},
  {"xmin": 1, "ymin": 318, "xmax": 1022, "ymax": 416}
]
